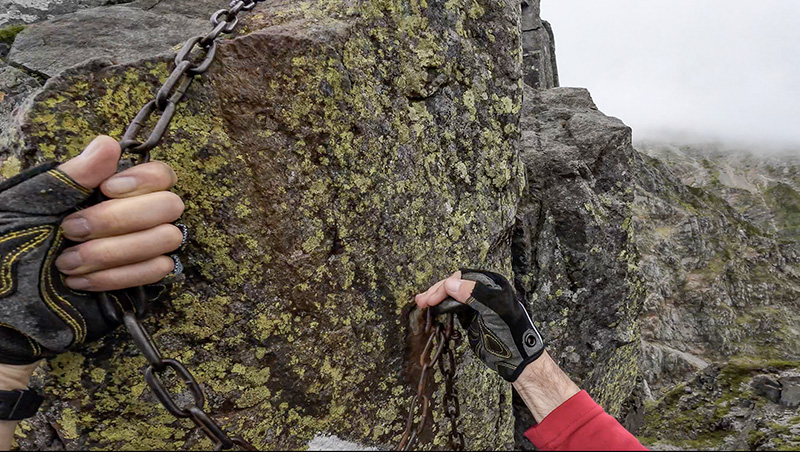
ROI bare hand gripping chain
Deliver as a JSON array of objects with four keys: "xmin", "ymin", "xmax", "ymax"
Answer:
[{"xmin": 97, "ymin": 1, "xmax": 265, "ymax": 450}]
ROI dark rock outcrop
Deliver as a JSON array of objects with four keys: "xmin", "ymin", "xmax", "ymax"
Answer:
[
  {"xmin": 512, "ymin": 86, "xmax": 644, "ymax": 446},
  {"xmin": 520, "ymin": 0, "xmax": 558, "ymax": 89}
]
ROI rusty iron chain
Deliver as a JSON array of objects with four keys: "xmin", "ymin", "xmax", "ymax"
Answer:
[
  {"xmin": 440, "ymin": 320, "xmax": 465, "ymax": 451},
  {"xmin": 118, "ymin": 0, "xmax": 263, "ymax": 160},
  {"xmin": 97, "ymin": 1, "xmax": 265, "ymax": 450},
  {"xmin": 397, "ymin": 310, "xmax": 464, "ymax": 451}
]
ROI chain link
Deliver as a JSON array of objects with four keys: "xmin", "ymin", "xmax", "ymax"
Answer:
[
  {"xmin": 118, "ymin": 0, "xmax": 265, "ymax": 160},
  {"xmin": 98, "ymin": 1, "xmax": 266, "ymax": 450},
  {"xmin": 396, "ymin": 310, "xmax": 464, "ymax": 451},
  {"xmin": 440, "ymin": 319, "xmax": 465, "ymax": 451}
]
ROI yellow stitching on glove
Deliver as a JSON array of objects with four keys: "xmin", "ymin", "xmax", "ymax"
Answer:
[
  {"xmin": 47, "ymin": 169, "xmax": 92, "ymax": 196},
  {"xmin": 477, "ymin": 315, "xmax": 513, "ymax": 359},
  {"xmin": 0, "ymin": 322, "xmax": 41, "ymax": 358},
  {"xmin": 0, "ymin": 226, "xmax": 53, "ymax": 297},
  {"xmin": 495, "ymin": 362, "xmax": 517, "ymax": 374},
  {"xmin": 41, "ymin": 230, "xmax": 87, "ymax": 344}
]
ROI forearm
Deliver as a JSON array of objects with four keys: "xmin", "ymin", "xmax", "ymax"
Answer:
[
  {"xmin": 512, "ymin": 350, "xmax": 580, "ymax": 422},
  {"xmin": 0, "ymin": 363, "xmax": 39, "ymax": 451},
  {"xmin": 515, "ymin": 351, "xmax": 648, "ymax": 451}
]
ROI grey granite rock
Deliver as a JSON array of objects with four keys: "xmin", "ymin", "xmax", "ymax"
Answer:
[
  {"xmin": 7, "ymin": 5, "xmax": 207, "ymax": 77},
  {"xmin": 0, "ymin": 0, "xmax": 134, "ymax": 27},
  {"xmin": 779, "ymin": 375, "xmax": 800, "ymax": 409},
  {"xmin": 513, "ymin": 85, "xmax": 643, "ymax": 447},
  {"xmin": 752, "ymin": 374, "xmax": 782, "ymax": 404},
  {"xmin": 0, "ymin": 61, "xmax": 40, "ymax": 143}
]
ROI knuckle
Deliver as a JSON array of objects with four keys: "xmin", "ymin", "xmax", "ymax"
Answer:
[{"xmin": 90, "ymin": 202, "xmax": 123, "ymax": 233}]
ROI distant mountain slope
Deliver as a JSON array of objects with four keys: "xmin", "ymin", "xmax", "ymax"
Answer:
[{"xmin": 633, "ymin": 143, "xmax": 800, "ymax": 450}]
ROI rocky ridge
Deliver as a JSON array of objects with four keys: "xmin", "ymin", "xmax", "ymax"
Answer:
[{"xmin": 1, "ymin": 0, "xmax": 798, "ymax": 450}]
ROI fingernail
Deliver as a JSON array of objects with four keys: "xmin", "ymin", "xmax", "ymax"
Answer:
[
  {"xmin": 61, "ymin": 217, "xmax": 90, "ymax": 238},
  {"xmin": 55, "ymin": 250, "xmax": 82, "ymax": 272},
  {"xmin": 66, "ymin": 277, "xmax": 91, "ymax": 290},
  {"xmin": 104, "ymin": 176, "xmax": 137, "ymax": 194},
  {"xmin": 80, "ymin": 137, "xmax": 103, "ymax": 160},
  {"xmin": 445, "ymin": 278, "xmax": 463, "ymax": 294}
]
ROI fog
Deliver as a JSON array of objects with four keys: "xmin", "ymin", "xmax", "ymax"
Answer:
[{"xmin": 541, "ymin": 0, "xmax": 800, "ymax": 151}]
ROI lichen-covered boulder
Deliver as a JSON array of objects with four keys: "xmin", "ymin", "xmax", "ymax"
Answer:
[
  {"xmin": 1, "ymin": 0, "xmax": 526, "ymax": 449},
  {"xmin": 0, "ymin": 0, "xmax": 133, "ymax": 28}
]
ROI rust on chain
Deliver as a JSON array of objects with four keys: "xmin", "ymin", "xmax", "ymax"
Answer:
[
  {"xmin": 397, "ymin": 308, "xmax": 464, "ymax": 451},
  {"xmin": 96, "ymin": 0, "xmax": 267, "ymax": 450}
]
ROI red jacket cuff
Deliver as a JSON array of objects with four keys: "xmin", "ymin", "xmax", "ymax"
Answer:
[
  {"xmin": 525, "ymin": 390, "xmax": 602, "ymax": 449},
  {"xmin": 523, "ymin": 390, "xmax": 648, "ymax": 451}
]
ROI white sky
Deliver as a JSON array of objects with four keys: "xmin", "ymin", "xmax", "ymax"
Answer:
[{"xmin": 541, "ymin": 0, "xmax": 800, "ymax": 150}]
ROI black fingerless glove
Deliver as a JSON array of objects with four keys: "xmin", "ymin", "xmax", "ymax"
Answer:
[
  {"xmin": 0, "ymin": 163, "xmax": 118, "ymax": 365},
  {"xmin": 456, "ymin": 269, "xmax": 545, "ymax": 382}
]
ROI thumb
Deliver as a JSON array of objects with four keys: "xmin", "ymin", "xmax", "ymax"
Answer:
[
  {"xmin": 444, "ymin": 271, "xmax": 476, "ymax": 303},
  {"xmin": 57, "ymin": 136, "xmax": 121, "ymax": 189}
]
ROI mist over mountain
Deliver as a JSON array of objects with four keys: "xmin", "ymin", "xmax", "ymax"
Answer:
[{"xmin": 542, "ymin": 0, "xmax": 800, "ymax": 152}]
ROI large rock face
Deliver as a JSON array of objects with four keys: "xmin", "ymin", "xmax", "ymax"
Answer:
[{"xmin": 2, "ymin": 0, "xmax": 526, "ymax": 449}]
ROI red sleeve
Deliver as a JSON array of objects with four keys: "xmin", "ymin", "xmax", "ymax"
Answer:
[{"xmin": 524, "ymin": 390, "xmax": 648, "ymax": 451}]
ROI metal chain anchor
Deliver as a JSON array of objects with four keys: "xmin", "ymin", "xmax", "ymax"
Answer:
[
  {"xmin": 397, "ymin": 309, "xmax": 465, "ymax": 451},
  {"xmin": 97, "ymin": 1, "xmax": 265, "ymax": 450}
]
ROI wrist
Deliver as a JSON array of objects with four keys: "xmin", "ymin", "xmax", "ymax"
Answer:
[
  {"xmin": 512, "ymin": 350, "xmax": 580, "ymax": 423},
  {"xmin": 0, "ymin": 362, "xmax": 39, "ymax": 391}
]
